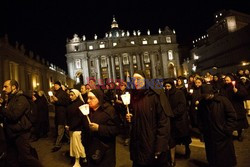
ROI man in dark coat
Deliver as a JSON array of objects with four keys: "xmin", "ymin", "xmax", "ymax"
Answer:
[
  {"xmin": 50, "ymin": 81, "xmax": 70, "ymax": 152},
  {"xmin": 197, "ymin": 84, "xmax": 237, "ymax": 167},
  {"xmin": 127, "ymin": 71, "xmax": 173, "ymax": 167},
  {"xmin": 0, "ymin": 80, "xmax": 42, "ymax": 167}
]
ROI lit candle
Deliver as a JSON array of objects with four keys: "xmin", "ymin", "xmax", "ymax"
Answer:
[
  {"xmin": 79, "ymin": 104, "xmax": 91, "ymax": 124},
  {"xmin": 48, "ymin": 91, "xmax": 53, "ymax": 96}
]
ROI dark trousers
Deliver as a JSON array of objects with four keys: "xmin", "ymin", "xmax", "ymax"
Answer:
[{"xmin": 6, "ymin": 132, "xmax": 42, "ymax": 167}]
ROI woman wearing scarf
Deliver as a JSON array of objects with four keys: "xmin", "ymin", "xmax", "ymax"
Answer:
[
  {"xmin": 127, "ymin": 70, "xmax": 173, "ymax": 167},
  {"xmin": 65, "ymin": 89, "xmax": 87, "ymax": 167},
  {"xmin": 86, "ymin": 89, "xmax": 120, "ymax": 167}
]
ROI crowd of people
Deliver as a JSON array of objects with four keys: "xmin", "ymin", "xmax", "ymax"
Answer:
[{"xmin": 0, "ymin": 68, "xmax": 249, "ymax": 167}]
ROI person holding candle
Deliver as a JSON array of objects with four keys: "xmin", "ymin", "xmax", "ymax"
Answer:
[
  {"xmin": 65, "ymin": 89, "xmax": 87, "ymax": 167},
  {"xmin": 127, "ymin": 70, "xmax": 173, "ymax": 167},
  {"xmin": 220, "ymin": 75, "xmax": 249, "ymax": 141},
  {"xmin": 85, "ymin": 89, "xmax": 120, "ymax": 167}
]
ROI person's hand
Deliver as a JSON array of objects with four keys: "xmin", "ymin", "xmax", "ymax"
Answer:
[
  {"xmin": 126, "ymin": 113, "xmax": 133, "ymax": 122},
  {"xmin": 154, "ymin": 152, "xmax": 161, "ymax": 159},
  {"xmin": 89, "ymin": 122, "xmax": 99, "ymax": 131},
  {"xmin": 233, "ymin": 87, "xmax": 238, "ymax": 93},
  {"xmin": 116, "ymin": 99, "xmax": 123, "ymax": 104},
  {"xmin": 52, "ymin": 96, "xmax": 58, "ymax": 101}
]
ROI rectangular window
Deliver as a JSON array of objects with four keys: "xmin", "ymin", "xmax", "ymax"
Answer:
[
  {"xmin": 99, "ymin": 43, "xmax": 105, "ymax": 48},
  {"xmin": 123, "ymin": 55, "xmax": 129, "ymax": 65},
  {"xmin": 90, "ymin": 60, "xmax": 94, "ymax": 67},
  {"xmin": 166, "ymin": 37, "xmax": 171, "ymax": 43},
  {"xmin": 133, "ymin": 55, "xmax": 137, "ymax": 64},
  {"xmin": 75, "ymin": 59, "xmax": 81, "ymax": 69},
  {"xmin": 113, "ymin": 42, "xmax": 117, "ymax": 46},
  {"xmin": 142, "ymin": 40, "xmax": 148, "ymax": 45},
  {"xmin": 115, "ymin": 57, "xmax": 119, "ymax": 66},
  {"xmin": 153, "ymin": 40, "xmax": 158, "ymax": 44},
  {"xmin": 101, "ymin": 57, "xmax": 107, "ymax": 68},
  {"xmin": 168, "ymin": 50, "xmax": 173, "ymax": 60},
  {"xmin": 89, "ymin": 45, "xmax": 93, "ymax": 50},
  {"xmin": 144, "ymin": 52, "xmax": 150, "ymax": 63},
  {"xmin": 74, "ymin": 45, "xmax": 79, "ymax": 51},
  {"xmin": 131, "ymin": 41, "xmax": 135, "ymax": 44}
]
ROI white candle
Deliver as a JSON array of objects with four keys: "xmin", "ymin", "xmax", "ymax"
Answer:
[{"xmin": 79, "ymin": 104, "xmax": 91, "ymax": 124}]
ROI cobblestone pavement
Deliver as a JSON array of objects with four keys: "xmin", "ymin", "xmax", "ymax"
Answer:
[{"xmin": 31, "ymin": 117, "xmax": 250, "ymax": 167}]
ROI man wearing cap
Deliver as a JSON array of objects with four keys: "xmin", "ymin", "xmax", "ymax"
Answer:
[
  {"xmin": 50, "ymin": 81, "xmax": 70, "ymax": 152},
  {"xmin": 197, "ymin": 84, "xmax": 237, "ymax": 167}
]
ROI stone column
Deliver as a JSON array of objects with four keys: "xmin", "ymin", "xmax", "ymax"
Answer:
[
  {"xmin": 18, "ymin": 65, "xmax": 26, "ymax": 92},
  {"xmin": 161, "ymin": 52, "xmax": 168, "ymax": 78},
  {"xmin": 96, "ymin": 57, "xmax": 101, "ymax": 80},
  {"xmin": 3, "ymin": 59, "xmax": 10, "ymax": 81},
  {"xmin": 111, "ymin": 55, "xmax": 116, "ymax": 80},
  {"xmin": 136, "ymin": 54, "xmax": 141, "ymax": 70},
  {"xmin": 150, "ymin": 53, "xmax": 156, "ymax": 78},
  {"xmin": 66, "ymin": 58, "xmax": 74, "ymax": 80},
  {"xmin": 82, "ymin": 57, "xmax": 90, "ymax": 84},
  {"xmin": 107, "ymin": 56, "xmax": 112, "ymax": 79},
  {"xmin": 140, "ymin": 53, "xmax": 145, "ymax": 71},
  {"xmin": 119, "ymin": 56, "xmax": 124, "ymax": 80},
  {"xmin": 129, "ymin": 54, "xmax": 134, "ymax": 75}
]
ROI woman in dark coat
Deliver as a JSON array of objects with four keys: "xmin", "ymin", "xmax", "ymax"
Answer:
[
  {"xmin": 85, "ymin": 89, "xmax": 120, "ymax": 167},
  {"xmin": 220, "ymin": 75, "xmax": 249, "ymax": 141},
  {"xmin": 164, "ymin": 79, "xmax": 191, "ymax": 166},
  {"xmin": 188, "ymin": 77, "xmax": 203, "ymax": 128},
  {"xmin": 36, "ymin": 91, "xmax": 49, "ymax": 137},
  {"xmin": 127, "ymin": 71, "xmax": 173, "ymax": 167},
  {"xmin": 197, "ymin": 84, "xmax": 237, "ymax": 167}
]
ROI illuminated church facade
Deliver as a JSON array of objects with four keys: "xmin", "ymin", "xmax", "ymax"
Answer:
[{"xmin": 66, "ymin": 17, "xmax": 181, "ymax": 84}]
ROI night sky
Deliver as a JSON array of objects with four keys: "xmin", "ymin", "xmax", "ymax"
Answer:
[{"xmin": 1, "ymin": 0, "xmax": 250, "ymax": 72}]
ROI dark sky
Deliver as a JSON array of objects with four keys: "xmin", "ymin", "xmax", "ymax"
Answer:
[{"xmin": 1, "ymin": 0, "xmax": 250, "ymax": 72}]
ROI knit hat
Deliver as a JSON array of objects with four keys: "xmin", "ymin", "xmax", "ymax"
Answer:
[
  {"xmin": 70, "ymin": 89, "xmax": 84, "ymax": 102},
  {"xmin": 90, "ymin": 89, "xmax": 104, "ymax": 106},
  {"xmin": 54, "ymin": 81, "xmax": 61, "ymax": 87}
]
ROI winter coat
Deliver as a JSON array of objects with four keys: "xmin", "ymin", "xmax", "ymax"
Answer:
[
  {"xmin": 220, "ymin": 83, "xmax": 249, "ymax": 130},
  {"xmin": 66, "ymin": 97, "xmax": 85, "ymax": 131},
  {"xmin": 0, "ymin": 91, "xmax": 32, "ymax": 139},
  {"xmin": 54, "ymin": 88, "xmax": 70, "ymax": 125},
  {"xmin": 34, "ymin": 95, "xmax": 49, "ymax": 134},
  {"xmin": 129, "ymin": 89, "xmax": 171, "ymax": 166},
  {"xmin": 165, "ymin": 86, "xmax": 190, "ymax": 139},
  {"xmin": 86, "ymin": 102, "xmax": 120, "ymax": 167},
  {"xmin": 197, "ymin": 95, "xmax": 237, "ymax": 167},
  {"xmin": 188, "ymin": 86, "xmax": 203, "ymax": 127}
]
